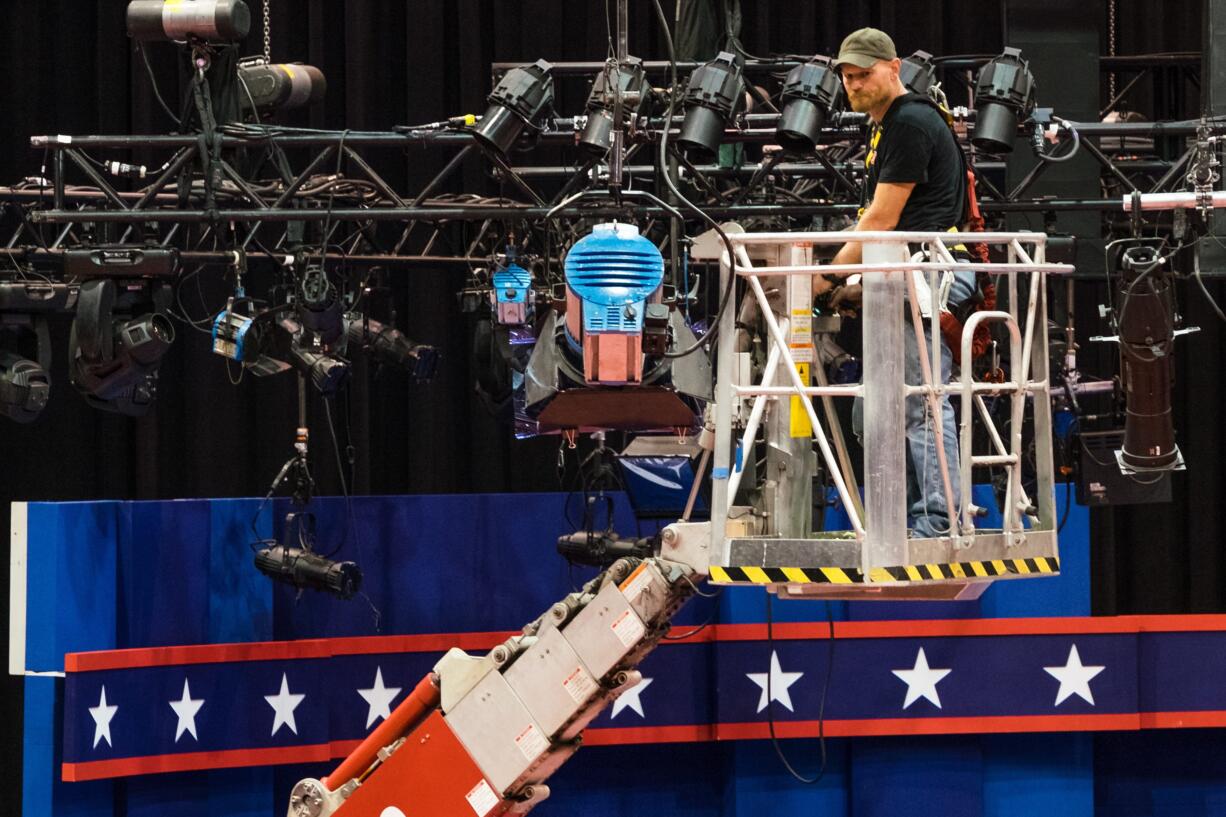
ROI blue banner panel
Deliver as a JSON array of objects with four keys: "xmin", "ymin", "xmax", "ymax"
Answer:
[{"xmin": 59, "ymin": 616, "xmax": 1226, "ymax": 781}]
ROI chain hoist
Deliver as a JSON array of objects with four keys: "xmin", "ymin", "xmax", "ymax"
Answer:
[
  {"xmin": 1108, "ymin": 0, "xmax": 1118, "ymax": 104},
  {"xmin": 263, "ymin": 0, "xmax": 272, "ymax": 62}
]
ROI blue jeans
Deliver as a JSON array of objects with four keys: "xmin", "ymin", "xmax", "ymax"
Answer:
[{"xmin": 853, "ymin": 269, "xmax": 978, "ymax": 537}]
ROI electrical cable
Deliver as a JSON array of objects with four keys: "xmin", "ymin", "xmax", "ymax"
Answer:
[
  {"xmin": 1057, "ymin": 475, "xmax": 1074, "ymax": 533},
  {"xmin": 136, "ymin": 41, "xmax": 182, "ymax": 127},
  {"xmin": 1036, "ymin": 117, "xmax": 1082, "ymax": 164},
  {"xmin": 661, "ymin": 591, "xmax": 721, "ymax": 640},
  {"xmin": 720, "ymin": 0, "xmax": 766, "ymax": 62},
  {"xmin": 764, "ymin": 592, "xmax": 833, "ymax": 785},
  {"xmin": 651, "ymin": 0, "xmax": 739, "ymax": 360},
  {"xmin": 1192, "ymin": 235, "xmax": 1226, "ymax": 322},
  {"xmin": 310, "ymin": 128, "xmax": 350, "ymax": 332},
  {"xmin": 320, "ymin": 396, "xmax": 355, "ymax": 559},
  {"xmin": 237, "ymin": 71, "xmax": 262, "ymax": 124}
]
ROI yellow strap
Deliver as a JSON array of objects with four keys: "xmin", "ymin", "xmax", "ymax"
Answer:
[{"xmin": 947, "ymin": 225, "xmax": 966, "ymax": 254}]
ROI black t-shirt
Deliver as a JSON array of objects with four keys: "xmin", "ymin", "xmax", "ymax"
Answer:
[{"xmin": 865, "ymin": 93, "xmax": 965, "ymax": 232}]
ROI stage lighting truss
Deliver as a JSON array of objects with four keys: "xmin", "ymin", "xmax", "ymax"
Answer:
[{"xmin": 0, "ymin": 49, "xmax": 1214, "ymax": 427}]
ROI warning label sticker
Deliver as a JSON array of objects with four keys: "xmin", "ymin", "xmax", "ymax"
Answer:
[
  {"xmin": 465, "ymin": 778, "xmax": 500, "ymax": 817},
  {"xmin": 610, "ymin": 608, "xmax": 646, "ymax": 647},
  {"xmin": 562, "ymin": 665, "xmax": 597, "ymax": 703},
  {"xmin": 618, "ymin": 562, "xmax": 654, "ymax": 603},
  {"xmin": 513, "ymin": 722, "xmax": 548, "ymax": 761}
]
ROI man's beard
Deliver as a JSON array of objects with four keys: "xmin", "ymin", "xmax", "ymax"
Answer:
[{"xmin": 848, "ymin": 87, "xmax": 889, "ymax": 113}]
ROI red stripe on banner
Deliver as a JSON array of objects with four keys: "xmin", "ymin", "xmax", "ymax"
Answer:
[
  {"xmin": 583, "ymin": 724, "xmax": 719, "ymax": 745},
  {"xmin": 59, "ymin": 711, "xmax": 1226, "ymax": 780},
  {"xmin": 62, "ymin": 743, "xmax": 334, "ymax": 782},
  {"xmin": 323, "ymin": 632, "xmax": 516, "ymax": 656},
  {"xmin": 329, "ymin": 739, "xmax": 363, "ymax": 758},
  {"xmin": 63, "ymin": 615, "xmax": 1226, "ymax": 673},
  {"xmin": 1139, "ymin": 711, "xmax": 1226, "ymax": 729},
  {"xmin": 713, "ymin": 615, "xmax": 1226, "ymax": 642},
  {"xmin": 65, "ymin": 640, "xmax": 335, "ymax": 672},
  {"xmin": 1132, "ymin": 615, "xmax": 1226, "ymax": 632},
  {"xmin": 65, "ymin": 632, "xmax": 518, "ymax": 672},
  {"xmin": 713, "ymin": 712, "xmax": 1142, "ymax": 740}
]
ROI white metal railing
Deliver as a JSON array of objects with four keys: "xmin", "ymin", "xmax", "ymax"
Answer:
[{"xmin": 711, "ymin": 230, "xmax": 1072, "ymax": 573}]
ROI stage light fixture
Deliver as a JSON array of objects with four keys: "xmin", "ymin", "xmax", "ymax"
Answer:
[
  {"xmin": 69, "ymin": 279, "xmax": 175, "ymax": 417},
  {"xmin": 289, "ymin": 343, "xmax": 349, "ymax": 396},
  {"xmin": 0, "ymin": 351, "xmax": 50, "ymax": 423},
  {"xmin": 579, "ymin": 57, "xmax": 647, "ymax": 157},
  {"xmin": 344, "ymin": 314, "xmax": 439, "ymax": 384},
  {"xmin": 238, "ymin": 61, "xmax": 327, "ymax": 114},
  {"xmin": 972, "ymin": 47, "xmax": 1036, "ymax": 153},
  {"xmin": 0, "ymin": 321, "xmax": 51, "ymax": 424},
  {"xmin": 900, "ymin": 50, "xmax": 937, "ymax": 96},
  {"xmin": 120, "ymin": 314, "xmax": 176, "ymax": 365},
  {"xmin": 1115, "ymin": 245, "xmax": 1182, "ymax": 473},
  {"xmin": 556, "ymin": 529, "xmax": 654, "ymax": 568},
  {"xmin": 775, "ymin": 57, "xmax": 842, "ymax": 154},
  {"xmin": 472, "ymin": 60, "xmax": 555, "ymax": 158},
  {"xmin": 126, "ymin": 0, "xmax": 251, "ymax": 43},
  {"xmin": 254, "ymin": 543, "xmax": 362, "ymax": 599},
  {"xmin": 212, "ymin": 299, "xmax": 267, "ymax": 364},
  {"xmin": 297, "ymin": 266, "xmax": 344, "ymax": 348},
  {"xmin": 676, "ymin": 51, "xmax": 745, "ymax": 160},
  {"xmin": 254, "ymin": 511, "xmax": 362, "ymax": 599}
]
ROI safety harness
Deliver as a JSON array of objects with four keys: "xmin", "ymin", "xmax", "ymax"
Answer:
[{"xmin": 866, "ymin": 94, "xmax": 997, "ymax": 366}]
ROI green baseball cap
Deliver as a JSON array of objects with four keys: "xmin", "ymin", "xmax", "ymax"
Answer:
[{"xmin": 833, "ymin": 27, "xmax": 897, "ymax": 70}]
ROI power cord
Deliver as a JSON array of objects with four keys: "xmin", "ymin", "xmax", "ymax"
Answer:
[
  {"xmin": 651, "ymin": 0, "xmax": 739, "ymax": 360},
  {"xmin": 765, "ymin": 592, "xmax": 834, "ymax": 785},
  {"xmin": 136, "ymin": 41, "xmax": 182, "ymax": 127}
]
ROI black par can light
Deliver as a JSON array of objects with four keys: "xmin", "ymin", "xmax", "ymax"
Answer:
[
  {"xmin": 900, "ymin": 50, "xmax": 937, "ymax": 96},
  {"xmin": 676, "ymin": 51, "xmax": 744, "ymax": 160},
  {"xmin": 127, "ymin": 0, "xmax": 251, "ymax": 42},
  {"xmin": 776, "ymin": 57, "xmax": 842, "ymax": 154},
  {"xmin": 472, "ymin": 60, "xmax": 555, "ymax": 159},
  {"xmin": 972, "ymin": 47, "xmax": 1036, "ymax": 153},
  {"xmin": 579, "ymin": 57, "xmax": 647, "ymax": 157}
]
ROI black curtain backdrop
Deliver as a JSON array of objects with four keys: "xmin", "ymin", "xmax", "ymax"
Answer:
[{"xmin": 0, "ymin": 0, "xmax": 1220, "ymax": 803}]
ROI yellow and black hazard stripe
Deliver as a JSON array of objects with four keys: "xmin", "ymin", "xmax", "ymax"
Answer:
[{"xmin": 709, "ymin": 557, "xmax": 1059, "ymax": 585}]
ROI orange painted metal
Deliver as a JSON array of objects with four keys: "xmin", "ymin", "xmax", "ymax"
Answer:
[
  {"xmin": 333, "ymin": 710, "xmax": 511, "ymax": 817},
  {"xmin": 324, "ymin": 673, "xmax": 441, "ymax": 790},
  {"xmin": 584, "ymin": 333, "xmax": 643, "ymax": 384}
]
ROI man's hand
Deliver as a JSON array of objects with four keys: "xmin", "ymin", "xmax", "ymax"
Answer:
[
  {"xmin": 830, "ymin": 282, "xmax": 863, "ymax": 313},
  {"xmin": 813, "ymin": 181, "xmax": 916, "ymax": 299},
  {"xmin": 829, "ymin": 181, "xmax": 916, "ymax": 268},
  {"xmin": 813, "ymin": 274, "xmax": 838, "ymax": 297}
]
